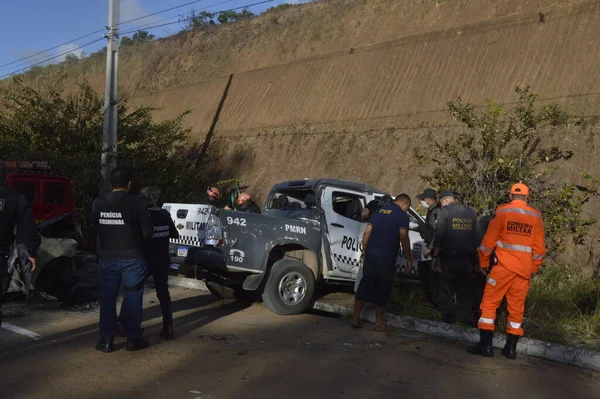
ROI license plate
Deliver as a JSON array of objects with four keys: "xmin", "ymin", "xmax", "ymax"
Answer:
[{"xmin": 177, "ymin": 246, "xmax": 188, "ymax": 257}]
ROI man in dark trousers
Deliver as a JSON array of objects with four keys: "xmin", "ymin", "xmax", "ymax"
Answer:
[
  {"xmin": 353, "ymin": 194, "xmax": 413, "ymax": 332},
  {"xmin": 117, "ymin": 186, "xmax": 180, "ymax": 339},
  {"xmin": 432, "ymin": 190, "xmax": 480, "ymax": 326},
  {"xmin": 416, "ymin": 188, "xmax": 441, "ymax": 308},
  {"xmin": 139, "ymin": 186, "xmax": 179, "ymax": 339},
  {"xmin": 0, "ymin": 161, "xmax": 40, "ymax": 326},
  {"xmin": 92, "ymin": 166, "xmax": 153, "ymax": 353}
]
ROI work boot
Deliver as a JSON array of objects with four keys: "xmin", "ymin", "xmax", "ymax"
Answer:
[
  {"xmin": 95, "ymin": 337, "xmax": 114, "ymax": 353},
  {"xmin": 501, "ymin": 334, "xmax": 520, "ymax": 360},
  {"xmin": 117, "ymin": 322, "xmax": 145, "ymax": 338},
  {"xmin": 159, "ymin": 324, "xmax": 175, "ymax": 340},
  {"xmin": 126, "ymin": 337, "xmax": 150, "ymax": 352},
  {"xmin": 467, "ymin": 330, "xmax": 494, "ymax": 358}
]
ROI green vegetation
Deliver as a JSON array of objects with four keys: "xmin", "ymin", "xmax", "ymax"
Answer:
[
  {"xmin": 403, "ymin": 89, "xmax": 600, "ymax": 349},
  {"xmin": 390, "ymin": 264, "xmax": 600, "ymax": 349},
  {"xmin": 0, "ymin": 76, "xmax": 207, "ymax": 249},
  {"xmin": 183, "ymin": 9, "xmax": 255, "ymax": 30},
  {"xmin": 121, "ymin": 30, "xmax": 155, "ymax": 46},
  {"xmin": 414, "ymin": 87, "xmax": 597, "ymax": 259}
]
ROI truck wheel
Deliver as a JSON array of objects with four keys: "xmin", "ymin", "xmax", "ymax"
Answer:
[{"xmin": 262, "ymin": 259, "xmax": 315, "ymax": 315}]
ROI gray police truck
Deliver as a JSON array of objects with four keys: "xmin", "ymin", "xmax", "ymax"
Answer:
[{"xmin": 164, "ymin": 179, "xmax": 427, "ymax": 315}]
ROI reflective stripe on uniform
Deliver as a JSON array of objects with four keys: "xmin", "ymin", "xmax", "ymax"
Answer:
[
  {"xmin": 498, "ymin": 207, "xmax": 541, "ymax": 218},
  {"xmin": 508, "ymin": 321, "xmax": 522, "ymax": 329},
  {"xmin": 496, "ymin": 240, "xmax": 532, "ymax": 253},
  {"xmin": 533, "ymin": 253, "xmax": 545, "ymax": 260},
  {"xmin": 479, "ymin": 317, "xmax": 495, "ymax": 325},
  {"xmin": 487, "ymin": 277, "xmax": 497, "ymax": 286},
  {"xmin": 478, "ymin": 245, "xmax": 492, "ymax": 254}
]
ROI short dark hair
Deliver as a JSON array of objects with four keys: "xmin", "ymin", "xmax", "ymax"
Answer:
[
  {"xmin": 110, "ymin": 166, "xmax": 133, "ymax": 189},
  {"xmin": 140, "ymin": 186, "xmax": 161, "ymax": 207},
  {"xmin": 394, "ymin": 193, "xmax": 411, "ymax": 205}
]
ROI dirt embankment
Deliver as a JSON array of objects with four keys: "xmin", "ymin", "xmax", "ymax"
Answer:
[{"xmin": 5, "ymin": 0, "xmax": 600, "ymax": 202}]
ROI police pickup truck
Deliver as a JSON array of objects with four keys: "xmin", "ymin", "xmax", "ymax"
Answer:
[{"xmin": 164, "ymin": 179, "xmax": 428, "ymax": 315}]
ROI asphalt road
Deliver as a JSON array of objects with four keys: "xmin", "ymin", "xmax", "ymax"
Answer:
[{"xmin": 1, "ymin": 286, "xmax": 599, "ymax": 399}]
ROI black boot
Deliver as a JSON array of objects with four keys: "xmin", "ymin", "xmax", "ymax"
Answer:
[
  {"xmin": 501, "ymin": 334, "xmax": 519, "ymax": 360},
  {"xmin": 159, "ymin": 324, "xmax": 175, "ymax": 340},
  {"xmin": 95, "ymin": 337, "xmax": 114, "ymax": 353},
  {"xmin": 467, "ymin": 330, "xmax": 494, "ymax": 357},
  {"xmin": 126, "ymin": 337, "xmax": 150, "ymax": 351}
]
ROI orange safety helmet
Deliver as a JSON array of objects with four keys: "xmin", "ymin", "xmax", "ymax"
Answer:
[
  {"xmin": 236, "ymin": 192, "xmax": 252, "ymax": 207},
  {"xmin": 207, "ymin": 186, "xmax": 221, "ymax": 199},
  {"xmin": 510, "ymin": 182, "xmax": 529, "ymax": 196}
]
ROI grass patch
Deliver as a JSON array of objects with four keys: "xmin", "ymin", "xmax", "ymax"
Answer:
[{"xmin": 389, "ymin": 264, "xmax": 600, "ymax": 350}]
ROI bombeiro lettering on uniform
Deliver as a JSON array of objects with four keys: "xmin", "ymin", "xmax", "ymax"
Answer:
[
  {"xmin": 285, "ymin": 224, "xmax": 307, "ymax": 235},
  {"xmin": 506, "ymin": 220, "xmax": 533, "ymax": 236},
  {"xmin": 452, "ymin": 217, "xmax": 473, "ymax": 230},
  {"xmin": 341, "ymin": 235, "xmax": 363, "ymax": 252},
  {"xmin": 99, "ymin": 211, "xmax": 125, "ymax": 225}
]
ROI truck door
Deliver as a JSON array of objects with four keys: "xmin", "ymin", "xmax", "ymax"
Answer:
[
  {"xmin": 41, "ymin": 179, "xmax": 72, "ymax": 221},
  {"xmin": 321, "ymin": 187, "xmax": 367, "ymax": 280}
]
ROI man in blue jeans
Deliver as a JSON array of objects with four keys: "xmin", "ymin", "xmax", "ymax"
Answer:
[
  {"xmin": 118, "ymin": 186, "xmax": 179, "ymax": 339},
  {"xmin": 353, "ymin": 194, "xmax": 413, "ymax": 332},
  {"xmin": 92, "ymin": 166, "xmax": 153, "ymax": 353}
]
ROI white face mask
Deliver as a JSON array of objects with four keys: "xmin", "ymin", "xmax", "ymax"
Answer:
[{"xmin": 421, "ymin": 200, "xmax": 429, "ymax": 209}]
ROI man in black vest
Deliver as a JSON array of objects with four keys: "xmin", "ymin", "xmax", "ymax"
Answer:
[{"xmin": 92, "ymin": 166, "xmax": 153, "ymax": 353}]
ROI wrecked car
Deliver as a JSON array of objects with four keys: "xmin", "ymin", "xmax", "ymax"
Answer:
[{"xmin": 164, "ymin": 179, "xmax": 427, "ymax": 315}]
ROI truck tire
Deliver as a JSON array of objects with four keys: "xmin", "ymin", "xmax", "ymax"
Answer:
[{"xmin": 262, "ymin": 259, "xmax": 315, "ymax": 315}]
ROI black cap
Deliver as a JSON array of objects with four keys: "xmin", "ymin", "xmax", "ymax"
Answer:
[
  {"xmin": 438, "ymin": 190, "xmax": 455, "ymax": 200},
  {"xmin": 417, "ymin": 188, "xmax": 437, "ymax": 200}
]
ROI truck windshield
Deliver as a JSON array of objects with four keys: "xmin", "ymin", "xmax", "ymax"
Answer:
[{"xmin": 268, "ymin": 189, "xmax": 316, "ymax": 210}]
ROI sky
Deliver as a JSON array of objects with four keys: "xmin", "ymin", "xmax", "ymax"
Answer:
[{"xmin": 0, "ymin": 0, "xmax": 306, "ymax": 78}]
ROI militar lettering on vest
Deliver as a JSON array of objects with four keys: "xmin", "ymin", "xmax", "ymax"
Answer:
[
  {"xmin": 506, "ymin": 220, "xmax": 533, "ymax": 236},
  {"xmin": 452, "ymin": 218, "xmax": 473, "ymax": 230}
]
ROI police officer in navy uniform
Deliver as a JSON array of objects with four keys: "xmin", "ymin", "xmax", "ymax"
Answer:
[
  {"xmin": 361, "ymin": 195, "xmax": 393, "ymax": 221},
  {"xmin": 92, "ymin": 166, "xmax": 154, "ymax": 353},
  {"xmin": 353, "ymin": 194, "xmax": 413, "ymax": 332},
  {"xmin": 431, "ymin": 190, "xmax": 480, "ymax": 326},
  {"xmin": 416, "ymin": 188, "xmax": 441, "ymax": 308},
  {"xmin": 0, "ymin": 161, "xmax": 41, "ymax": 326}
]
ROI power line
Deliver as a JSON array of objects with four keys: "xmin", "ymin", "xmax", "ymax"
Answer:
[
  {"xmin": 120, "ymin": 0, "xmax": 277, "ymax": 35},
  {"xmin": 122, "ymin": 0, "xmax": 236, "ymax": 33},
  {"xmin": 118, "ymin": 0, "xmax": 209, "ymax": 27},
  {"xmin": 1, "ymin": 0, "xmax": 278, "ymax": 77},
  {"xmin": 0, "ymin": 38, "xmax": 105, "ymax": 80},
  {"xmin": 0, "ymin": 28, "xmax": 105, "ymax": 71},
  {"xmin": 0, "ymin": 0, "xmax": 212, "ymax": 72}
]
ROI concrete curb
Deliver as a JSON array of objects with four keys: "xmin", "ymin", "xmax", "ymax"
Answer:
[
  {"xmin": 167, "ymin": 276, "xmax": 209, "ymax": 292},
  {"xmin": 167, "ymin": 277, "xmax": 600, "ymax": 372},
  {"xmin": 313, "ymin": 301, "xmax": 600, "ymax": 372}
]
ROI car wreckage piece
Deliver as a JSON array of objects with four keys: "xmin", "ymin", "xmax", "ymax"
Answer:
[{"xmin": 6, "ymin": 212, "xmax": 81, "ymax": 302}]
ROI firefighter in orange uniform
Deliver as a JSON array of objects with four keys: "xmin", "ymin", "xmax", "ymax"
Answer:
[{"xmin": 467, "ymin": 182, "xmax": 545, "ymax": 359}]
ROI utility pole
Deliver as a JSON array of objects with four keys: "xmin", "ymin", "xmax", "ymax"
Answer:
[{"xmin": 101, "ymin": 0, "xmax": 120, "ymax": 193}]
